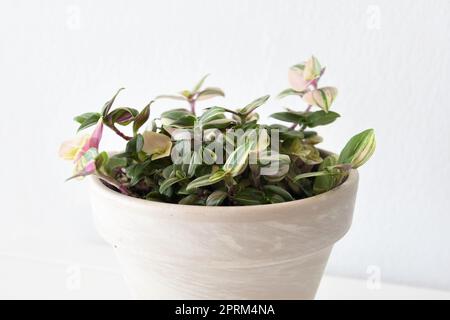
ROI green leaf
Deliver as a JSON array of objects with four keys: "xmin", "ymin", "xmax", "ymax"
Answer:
[
  {"xmin": 338, "ymin": 129, "xmax": 376, "ymax": 168},
  {"xmin": 179, "ymin": 194, "xmax": 201, "ymax": 205},
  {"xmin": 105, "ymin": 107, "xmax": 139, "ymax": 126},
  {"xmin": 202, "ymin": 118, "xmax": 235, "ymax": 129},
  {"xmin": 296, "ymin": 175, "xmax": 314, "ymax": 197},
  {"xmin": 194, "ymin": 164, "xmax": 214, "ymax": 178},
  {"xmin": 291, "ymin": 63, "xmax": 305, "ymax": 70},
  {"xmin": 279, "ymin": 130, "xmax": 304, "ymax": 140},
  {"xmin": 94, "ymin": 152, "xmax": 108, "ymax": 166},
  {"xmin": 240, "ymin": 95, "xmax": 270, "ymax": 115},
  {"xmin": 159, "ymin": 176, "xmax": 186, "ymax": 194},
  {"xmin": 177, "ymin": 185, "xmax": 193, "ymax": 195},
  {"xmin": 268, "ymin": 124, "xmax": 289, "ymax": 131},
  {"xmin": 186, "ymin": 171, "xmax": 226, "ymax": 192},
  {"xmin": 303, "ymin": 87, "xmax": 338, "ymax": 113},
  {"xmin": 305, "ymin": 111, "xmax": 340, "ymax": 128},
  {"xmin": 102, "ymin": 88, "xmax": 125, "ymax": 117},
  {"xmin": 180, "ymin": 90, "xmax": 192, "ymax": 98},
  {"xmin": 171, "ymin": 115, "xmax": 197, "ymax": 128},
  {"xmin": 209, "ymin": 169, "xmax": 227, "ymax": 183},
  {"xmin": 126, "ymin": 161, "xmax": 150, "ymax": 186},
  {"xmin": 206, "ymin": 190, "xmax": 228, "ymax": 206},
  {"xmin": 188, "ymin": 150, "xmax": 202, "ymax": 177},
  {"xmin": 105, "ymin": 155, "xmax": 128, "ymax": 174},
  {"xmin": 175, "ymin": 169, "xmax": 186, "ymax": 180},
  {"xmin": 192, "ymin": 74, "xmax": 210, "ymax": 93},
  {"xmin": 196, "ymin": 87, "xmax": 225, "ymax": 101},
  {"xmin": 161, "ymin": 108, "xmax": 192, "ymax": 118},
  {"xmin": 74, "ymin": 112, "xmax": 97, "ymax": 125},
  {"xmin": 161, "ymin": 108, "xmax": 193, "ymax": 126},
  {"xmin": 74, "ymin": 112, "xmax": 101, "ymax": 132},
  {"xmin": 161, "ymin": 108, "xmax": 196, "ymax": 126},
  {"xmin": 162, "ymin": 164, "xmax": 174, "ymax": 179},
  {"xmin": 233, "ymin": 188, "xmax": 267, "ymax": 206},
  {"xmin": 270, "ymin": 111, "xmax": 306, "ymax": 124},
  {"xmin": 313, "ymin": 154, "xmax": 342, "ymax": 194},
  {"xmin": 262, "ymin": 185, "xmax": 294, "ymax": 201},
  {"xmin": 223, "ymin": 142, "xmax": 252, "ymax": 176},
  {"xmin": 199, "ymin": 106, "xmax": 225, "ymax": 125},
  {"xmin": 266, "ymin": 194, "xmax": 285, "ymax": 204},
  {"xmin": 282, "ymin": 139, "xmax": 322, "ymax": 165},
  {"xmin": 259, "ymin": 153, "xmax": 291, "ymax": 182},
  {"xmin": 294, "ymin": 171, "xmax": 334, "ymax": 182},
  {"xmin": 277, "ymin": 88, "xmax": 305, "ymax": 99},
  {"xmin": 145, "ymin": 191, "xmax": 166, "ymax": 202},
  {"xmin": 303, "ymin": 55, "xmax": 322, "ymax": 81},
  {"xmin": 133, "ymin": 102, "xmax": 152, "ymax": 135},
  {"xmin": 303, "ymin": 133, "xmax": 323, "ymax": 145},
  {"xmin": 94, "ymin": 151, "xmax": 109, "ymax": 174},
  {"xmin": 126, "ymin": 134, "xmax": 144, "ymax": 154},
  {"xmin": 303, "ymin": 131, "xmax": 318, "ymax": 138},
  {"xmin": 300, "ymin": 145, "xmax": 322, "ymax": 165}
]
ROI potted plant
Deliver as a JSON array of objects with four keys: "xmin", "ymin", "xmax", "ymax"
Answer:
[{"xmin": 59, "ymin": 56, "xmax": 375, "ymax": 300}]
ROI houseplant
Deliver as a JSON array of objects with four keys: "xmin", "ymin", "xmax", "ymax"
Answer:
[{"xmin": 60, "ymin": 56, "xmax": 375, "ymax": 299}]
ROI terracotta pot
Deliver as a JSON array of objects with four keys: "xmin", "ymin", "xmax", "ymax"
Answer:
[{"xmin": 89, "ymin": 169, "xmax": 359, "ymax": 299}]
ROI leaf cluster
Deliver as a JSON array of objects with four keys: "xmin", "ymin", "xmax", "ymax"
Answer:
[{"xmin": 68, "ymin": 59, "xmax": 375, "ymax": 206}]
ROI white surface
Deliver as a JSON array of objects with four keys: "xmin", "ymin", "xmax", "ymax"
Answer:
[
  {"xmin": 1, "ymin": 245, "xmax": 449, "ymax": 300},
  {"xmin": 1, "ymin": 0, "xmax": 450, "ymax": 293}
]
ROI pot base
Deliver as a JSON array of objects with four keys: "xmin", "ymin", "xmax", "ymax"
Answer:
[{"xmin": 114, "ymin": 246, "xmax": 332, "ymax": 300}]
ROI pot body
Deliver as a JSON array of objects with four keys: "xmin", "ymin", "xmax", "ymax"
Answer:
[{"xmin": 89, "ymin": 170, "xmax": 358, "ymax": 300}]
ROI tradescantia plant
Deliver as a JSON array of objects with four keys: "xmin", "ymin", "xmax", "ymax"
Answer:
[{"xmin": 59, "ymin": 56, "xmax": 375, "ymax": 206}]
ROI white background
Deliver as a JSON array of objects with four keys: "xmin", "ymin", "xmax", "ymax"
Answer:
[{"xmin": 1, "ymin": 0, "xmax": 449, "ymax": 294}]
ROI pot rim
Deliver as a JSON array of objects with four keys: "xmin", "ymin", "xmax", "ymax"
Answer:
[{"xmin": 89, "ymin": 168, "xmax": 358, "ymax": 213}]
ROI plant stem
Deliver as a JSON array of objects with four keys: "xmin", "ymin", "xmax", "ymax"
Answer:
[
  {"xmin": 249, "ymin": 164, "xmax": 261, "ymax": 188},
  {"xmin": 189, "ymin": 99, "xmax": 196, "ymax": 115},
  {"xmin": 110, "ymin": 125, "xmax": 133, "ymax": 141},
  {"xmin": 299, "ymin": 76, "xmax": 318, "ymax": 131}
]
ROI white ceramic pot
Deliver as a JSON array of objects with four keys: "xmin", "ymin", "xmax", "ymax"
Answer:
[{"xmin": 89, "ymin": 169, "xmax": 359, "ymax": 300}]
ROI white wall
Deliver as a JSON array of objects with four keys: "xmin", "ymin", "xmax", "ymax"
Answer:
[{"xmin": 1, "ymin": 0, "xmax": 449, "ymax": 291}]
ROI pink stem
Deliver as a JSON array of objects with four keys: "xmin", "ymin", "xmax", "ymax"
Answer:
[
  {"xmin": 110, "ymin": 125, "xmax": 133, "ymax": 141},
  {"xmin": 189, "ymin": 99, "xmax": 196, "ymax": 115}
]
